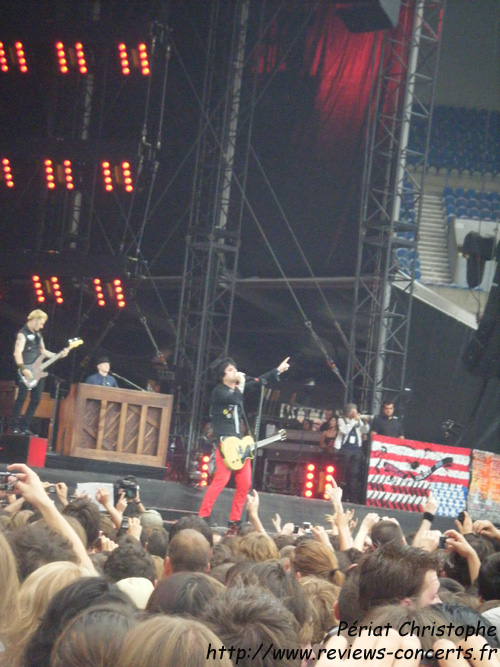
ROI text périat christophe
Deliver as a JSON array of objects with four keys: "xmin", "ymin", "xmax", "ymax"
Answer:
[{"xmin": 337, "ymin": 621, "xmax": 497, "ymax": 640}]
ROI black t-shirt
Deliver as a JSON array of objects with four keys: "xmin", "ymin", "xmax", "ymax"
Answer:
[{"xmin": 371, "ymin": 415, "xmax": 404, "ymax": 438}]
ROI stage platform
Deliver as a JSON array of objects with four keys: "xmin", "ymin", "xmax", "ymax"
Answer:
[{"xmin": 0, "ymin": 453, "xmax": 452, "ymax": 534}]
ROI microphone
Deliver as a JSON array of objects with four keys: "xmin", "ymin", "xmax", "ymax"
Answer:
[
  {"xmin": 243, "ymin": 374, "xmax": 267, "ymax": 386},
  {"xmin": 110, "ymin": 372, "xmax": 146, "ymax": 392}
]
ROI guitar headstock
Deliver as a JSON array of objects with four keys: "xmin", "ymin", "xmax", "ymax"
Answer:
[
  {"xmin": 67, "ymin": 338, "xmax": 84, "ymax": 349},
  {"xmin": 278, "ymin": 429, "xmax": 287, "ymax": 441}
]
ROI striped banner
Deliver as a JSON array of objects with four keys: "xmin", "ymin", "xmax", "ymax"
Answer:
[{"xmin": 367, "ymin": 436, "xmax": 471, "ymax": 517}]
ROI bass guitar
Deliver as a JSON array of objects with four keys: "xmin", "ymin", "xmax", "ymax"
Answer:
[
  {"xmin": 19, "ymin": 338, "xmax": 83, "ymax": 390},
  {"xmin": 219, "ymin": 429, "xmax": 287, "ymax": 471}
]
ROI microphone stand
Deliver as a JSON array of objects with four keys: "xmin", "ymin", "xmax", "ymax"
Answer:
[
  {"xmin": 247, "ymin": 378, "xmax": 267, "ymax": 520},
  {"xmin": 110, "ymin": 372, "xmax": 146, "ymax": 392},
  {"xmin": 48, "ymin": 374, "xmax": 65, "ymax": 452}
]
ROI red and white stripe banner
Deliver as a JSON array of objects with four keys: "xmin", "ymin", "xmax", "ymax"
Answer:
[{"xmin": 367, "ymin": 436, "xmax": 471, "ymax": 517}]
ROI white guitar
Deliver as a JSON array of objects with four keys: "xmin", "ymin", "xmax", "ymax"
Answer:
[{"xmin": 219, "ymin": 429, "xmax": 287, "ymax": 470}]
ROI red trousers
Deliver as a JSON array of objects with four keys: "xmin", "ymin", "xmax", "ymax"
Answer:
[{"xmin": 198, "ymin": 446, "xmax": 252, "ymax": 522}]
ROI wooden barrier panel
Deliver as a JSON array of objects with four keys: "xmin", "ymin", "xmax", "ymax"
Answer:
[{"xmin": 57, "ymin": 384, "xmax": 172, "ymax": 467}]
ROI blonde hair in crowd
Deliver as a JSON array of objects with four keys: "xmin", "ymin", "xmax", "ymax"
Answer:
[
  {"xmin": 290, "ymin": 541, "xmax": 345, "ymax": 588},
  {"xmin": 0, "ymin": 532, "xmax": 20, "ymax": 664},
  {"xmin": 8, "ymin": 561, "xmax": 92, "ymax": 666},
  {"xmin": 117, "ymin": 615, "xmax": 234, "ymax": 667}
]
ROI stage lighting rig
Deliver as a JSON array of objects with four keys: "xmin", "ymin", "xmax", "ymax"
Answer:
[{"xmin": 1, "ymin": 158, "xmax": 14, "ymax": 188}]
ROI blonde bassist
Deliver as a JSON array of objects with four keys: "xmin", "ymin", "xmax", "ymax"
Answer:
[{"xmin": 11, "ymin": 309, "xmax": 69, "ymax": 436}]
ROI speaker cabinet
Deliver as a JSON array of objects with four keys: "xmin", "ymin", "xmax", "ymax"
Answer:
[
  {"xmin": 338, "ymin": 0, "xmax": 401, "ymax": 33},
  {"xmin": 0, "ymin": 435, "xmax": 47, "ymax": 467}
]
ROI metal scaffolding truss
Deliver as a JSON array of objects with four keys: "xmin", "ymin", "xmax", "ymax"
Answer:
[
  {"xmin": 173, "ymin": 0, "xmax": 256, "ymax": 460},
  {"xmin": 347, "ymin": 0, "xmax": 446, "ymax": 415}
]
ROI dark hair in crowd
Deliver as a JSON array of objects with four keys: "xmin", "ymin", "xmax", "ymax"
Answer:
[
  {"xmin": 50, "ymin": 603, "xmax": 138, "ymax": 666},
  {"xmin": 8, "ymin": 522, "xmax": 78, "ymax": 581},
  {"xmin": 358, "ymin": 542, "xmax": 438, "ymax": 615},
  {"xmin": 478, "ymin": 553, "xmax": 500, "ymax": 602},
  {"xmin": 147, "ymin": 572, "xmax": 225, "ymax": 618},
  {"xmin": 63, "ymin": 497, "xmax": 101, "ymax": 547},
  {"xmin": 103, "ymin": 542, "xmax": 156, "ymax": 584}
]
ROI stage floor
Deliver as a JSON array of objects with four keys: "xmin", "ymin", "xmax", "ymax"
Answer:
[{"xmin": 1, "ymin": 452, "xmax": 453, "ymax": 534}]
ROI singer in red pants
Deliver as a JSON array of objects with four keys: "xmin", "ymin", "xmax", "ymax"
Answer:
[{"xmin": 198, "ymin": 355, "xmax": 290, "ymax": 531}]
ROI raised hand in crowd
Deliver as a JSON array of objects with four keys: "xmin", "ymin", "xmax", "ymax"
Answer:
[
  {"xmin": 281, "ymin": 522, "xmax": 296, "ymax": 536},
  {"xmin": 2, "ymin": 492, "xmax": 25, "ymax": 514},
  {"xmin": 444, "ymin": 528, "xmax": 481, "ymax": 585},
  {"xmin": 246, "ymin": 489, "xmax": 265, "ymax": 533},
  {"xmin": 346, "ymin": 508, "xmax": 357, "ymax": 534},
  {"xmin": 311, "ymin": 524, "xmax": 332, "ymax": 549},
  {"xmin": 472, "ymin": 519, "xmax": 500, "ymax": 543},
  {"xmin": 6, "ymin": 462, "xmax": 95, "ymax": 573},
  {"xmin": 127, "ymin": 516, "xmax": 143, "ymax": 540},
  {"xmin": 353, "ymin": 511, "xmax": 379, "ymax": 551},
  {"xmin": 271, "ymin": 512, "xmax": 282, "ymax": 533},
  {"xmin": 115, "ymin": 490, "xmax": 127, "ymax": 514},
  {"xmin": 55, "ymin": 481, "xmax": 69, "ymax": 507},
  {"xmin": 96, "ymin": 487, "xmax": 126, "ymax": 530},
  {"xmin": 455, "ymin": 510, "xmax": 473, "ymax": 535},
  {"xmin": 413, "ymin": 528, "xmax": 441, "ymax": 552},
  {"xmin": 333, "ymin": 509, "xmax": 354, "ymax": 551},
  {"xmin": 99, "ymin": 535, "xmax": 118, "ymax": 552}
]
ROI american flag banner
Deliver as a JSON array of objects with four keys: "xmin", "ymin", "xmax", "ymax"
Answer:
[{"xmin": 367, "ymin": 436, "xmax": 471, "ymax": 517}]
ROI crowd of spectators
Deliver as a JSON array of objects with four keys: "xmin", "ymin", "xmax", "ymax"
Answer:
[{"xmin": 1, "ymin": 462, "xmax": 500, "ymax": 666}]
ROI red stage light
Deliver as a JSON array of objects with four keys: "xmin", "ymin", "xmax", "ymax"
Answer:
[
  {"xmin": 102, "ymin": 162, "xmax": 113, "ymax": 191},
  {"xmin": 305, "ymin": 490, "xmax": 313, "ymax": 498},
  {"xmin": 306, "ymin": 472, "xmax": 314, "ymax": 480},
  {"xmin": 93, "ymin": 278, "xmax": 101, "ymax": 284},
  {"xmin": 118, "ymin": 44, "xmax": 130, "ymax": 75},
  {"xmin": 75, "ymin": 42, "xmax": 87, "ymax": 74},
  {"xmin": 15, "ymin": 42, "xmax": 27, "ymax": 73},
  {"xmin": 113, "ymin": 279, "xmax": 121, "ymax": 286},
  {"xmin": 62, "ymin": 159, "xmax": 74, "ymax": 189},
  {"xmin": 0, "ymin": 43, "xmax": 8, "ymax": 72},
  {"xmin": 56, "ymin": 297, "xmax": 64, "ymax": 304},
  {"xmin": 2, "ymin": 158, "xmax": 14, "ymax": 188},
  {"xmin": 121, "ymin": 162, "xmax": 133, "ymax": 191},
  {"xmin": 98, "ymin": 299, "xmax": 105, "ymax": 306},
  {"xmin": 138, "ymin": 43, "xmax": 150, "ymax": 75},
  {"xmin": 326, "ymin": 465, "xmax": 335, "ymax": 473},
  {"xmin": 307, "ymin": 464, "xmax": 315, "ymax": 472},
  {"xmin": 37, "ymin": 296, "xmax": 45, "ymax": 303},
  {"xmin": 32, "ymin": 275, "xmax": 39, "ymax": 281},
  {"xmin": 200, "ymin": 480, "xmax": 207, "ymax": 487},
  {"xmin": 202, "ymin": 455, "xmax": 210, "ymax": 463},
  {"xmin": 44, "ymin": 159, "xmax": 56, "ymax": 189},
  {"xmin": 306, "ymin": 481, "xmax": 313, "ymax": 489},
  {"xmin": 55, "ymin": 41, "xmax": 68, "ymax": 73},
  {"xmin": 117, "ymin": 301, "xmax": 126, "ymax": 308}
]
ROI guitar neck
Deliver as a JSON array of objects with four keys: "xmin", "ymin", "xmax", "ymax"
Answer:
[
  {"xmin": 254, "ymin": 433, "xmax": 283, "ymax": 450},
  {"xmin": 39, "ymin": 351, "xmax": 64, "ymax": 372}
]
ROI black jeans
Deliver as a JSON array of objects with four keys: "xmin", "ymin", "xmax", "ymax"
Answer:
[
  {"xmin": 338, "ymin": 447, "xmax": 363, "ymax": 504},
  {"xmin": 11, "ymin": 378, "xmax": 45, "ymax": 430}
]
